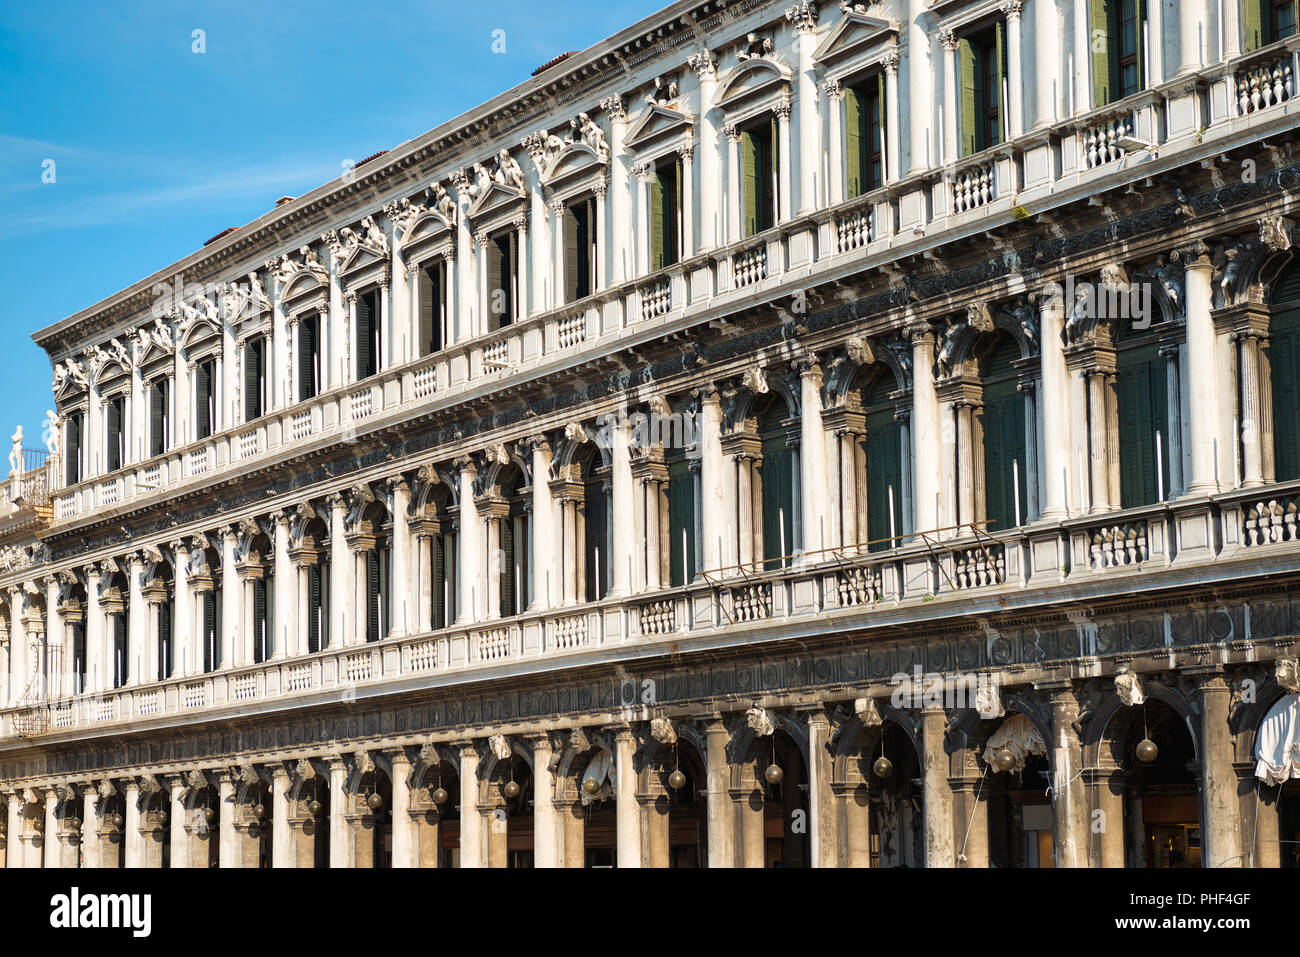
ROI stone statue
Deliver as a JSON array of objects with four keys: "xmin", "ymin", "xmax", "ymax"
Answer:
[
  {"xmin": 8, "ymin": 426, "xmax": 22, "ymax": 474},
  {"xmin": 43, "ymin": 410, "xmax": 59, "ymax": 457}
]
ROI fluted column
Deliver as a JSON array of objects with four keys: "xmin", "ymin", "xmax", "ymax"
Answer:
[
  {"xmin": 941, "ymin": 31, "xmax": 959, "ymax": 164},
  {"xmin": 724, "ymin": 125, "xmax": 741, "ymax": 243},
  {"xmin": 525, "ymin": 437, "xmax": 554, "ymax": 609},
  {"xmin": 824, "ymin": 80, "xmax": 844, "ymax": 205},
  {"xmin": 698, "ymin": 388, "xmax": 725, "ymax": 575},
  {"xmin": 43, "ymin": 578, "xmax": 62, "ymax": 700},
  {"xmin": 1004, "ymin": 0, "xmax": 1024, "ymax": 138}
]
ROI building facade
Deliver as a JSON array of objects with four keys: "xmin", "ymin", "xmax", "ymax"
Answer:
[{"xmin": 1, "ymin": 0, "xmax": 1299, "ymax": 868}]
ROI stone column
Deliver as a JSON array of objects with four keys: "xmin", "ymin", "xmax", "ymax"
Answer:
[
  {"xmin": 824, "ymin": 80, "xmax": 844, "ymax": 205},
  {"xmin": 328, "ymin": 760, "xmax": 349, "ymax": 868},
  {"xmin": 883, "ymin": 50, "xmax": 900, "ymax": 182},
  {"xmin": 1048, "ymin": 686, "xmax": 1088, "ymax": 867},
  {"xmin": 1197, "ymin": 673, "xmax": 1243, "ymax": 867},
  {"xmin": 81, "ymin": 786, "xmax": 100, "ymax": 868},
  {"xmin": 42, "ymin": 788, "xmax": 59, "ymax": 869},
  {"xmin": 1032, "ymin": 0, "xmax": 1059, "ymax": 128},
  {"xmin": 1071, "ymin": 0, "xmax": 1090, "ymax": 113},
  {"xmin": 5, "ymin": 793, "xmax": 22, "ymax": 867},
  {"xmin": 703, "ymin": 714, "xmax": 733, "ymax": 868},
  {"xmin": 388, "ymin": 479, "xmax": 412, "ymax": 636},
  {"xmin": 693, "ymin": 51, "xmax": 720, "ymax": 252},
  {"xmin": 1040, "ymin": 290, "xmax": 1071, "ymax": 517},
  {"xmin": 217, "ymin": 773, "xmax": 237, "ymax": 867},
  {"xmin": 910, "ymin": 326, "xmax": 941, "ymax": 533},
  {"xmin": 775, "ymin": 101, "xmax": 792, "ymax": 223},
  {"xmin": 603, "ymin": 93, "xmax": 630, "ymax": 285},
  {"xmin": 84, "ymin": 566, "xmax": 102, "ymax": 693},
  {"xmin": 388, "ymin": 749, "xmax": 413, "ymax": 868},
  {"xmin": 220, "ymin": 526, "xmax": 239, "ymax": 668},
  {"xmin": 1091, "ymin": 766, "xmax": 1126, "ymax": 867},
  {"xmin": 530, "ymin": 733, "xmax": 558, "ymax": 868},
  {"xmin": 698, "ymin": 388, "xmax": 725, "ymax": 575},
  {"xmin": 328, "ymin": 494, "xmax": 350, "ymax": 647},
  {"xmin": 803, "ymin": 707, "xmax": 835, "ymax": 867},
  {"xmin": 941, "ymin": 31, "xmax": 959, "ymax": 165},
  {"xmin": 633, "ymin": 167, "xmax": 650, "ymax": 276},
  {"xmin": 609, "ymin": 416, "xmax": 633, "ymax": 597},
  {"xmin": 271, "ymin": 512, "xmax": 292, "ymax": 659},
  {"xmin": 612, "ymin": 725, "xmax": 641, "ymax": 867},
  {"xmin": 270, "ymin": 766, "xmax": 291, "ymax": 867},
  {"xmin": 123, "ymin": 780, "xmax": 142, "ymax": 868},
  {"xmin": 458, "ymin": 741, "xmax": 482, "ymax": 868},
  {"xmin": 171, "ymin": 541, "xmax": 192, "ymax": 676},
  {"xmin": 920, "ymin": 708, "xmax": 954, "ymax": 867},
  {"xmin": 1174, "ymin": 0, "xmax": 1201, "ymax": 77},
  {"xmin": 798, "ymin": 359, "xmax": 829, "ymax": 559},
  {"xmin": 678, "ymin": 145, "xmax": 695, "ymax": 257},
  {"xmin": 724, "ymin": 125, "xmax": 741, "ymax": 243},
  {"xmin": 1004, "ymin": 0, "xmax": 1024, "ymax": 138},
  {"xmin": 906, "ymin": 0, "xmax": 933, "ymax": 174},
  {"xmin": 1184, "ymin": 248, "xmax": 1219, "ymax": 494},
  {"xmin": 525, "ymin": 437, "xmax": 554, "ymax": 609},
  {"xmin": 789, "ymin": 2, "xmax": 819, "ymax": 215},
  {"xmin": 43, "ymin": 578, "xmax": 62, "ymax": 700},
  {"xmin": 168, "ymin": 777, "xmax": 189, "ymax": 869},
  {"xmin": 456, "ymin": 459, "xmax": 481, "ymax": 623}
]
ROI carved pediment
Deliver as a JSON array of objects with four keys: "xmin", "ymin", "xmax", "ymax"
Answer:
[
  {"xmin": 715, "ymin": 56, "xmax": 791, "ymax": 112},
  {"xmin": 813, "ymin": 10, "xmax": 899, "ymax": 69},
  {"xmin": 625, "ymin": 104, "xmax": 696, "ymax": 155}
]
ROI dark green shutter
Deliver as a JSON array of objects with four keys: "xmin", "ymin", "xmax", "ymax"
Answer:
[
  {"xmin": 500, "ymin": 518, "xmax": 515, "ymax": 616},
  {"xmin": 1118, "ymin": 349, "xmax": 1169, "ymax": 507},
  {"xmin": 585, "ymin": 483, "xmax": 608, "ymax": 601},
  {"xmin": 667, "ymin": 457, "xmax": 696, "ymax": 585},
  {"xmin": 761, "ymin": 434, "xmax": 794, "ymax": 569},
  {"xmin": 356, "ymin": 295, "xmax": 374, "ymax": 379},
  {"xmin": 741, "ymin": 129, "xmax": 761, "ymax": 237},
  {"xmin": 114, "ymin": 613, "xmax": 127, "ymax": 686},
  {"xmin": 196, "ymin": 361, "xmax": 212, "ymax": 439},
  {"xmin": 158, "ymin": 600, "xmax": 172, "ymax": 680},
  {"xmin": 1091, "ymin": 0, "xmax": 1116, "ymax": 106},
  {"xmin": 366, "ymin": 549, "xmax": 380, "ymax": 641},
  {"xmin": 66, "ymin": 412, "xmax": 82, "ymax": 485},
  {"xmin": 994, "ymin": 20, "xmax": 1007, "ymax": 146},
  {"xmin": 253, "ymin": 579, "xmax": 267, "ymax": 662},
  {"xmin": 1271, "ymin": 309, "xmax": 1300, "ymax": 481},
  {"xmin": 307, "ymin": 565, "xmax": 321, "ymax": 653},
  {"xmin": 244, "ymin": 339, "xmax": 261, "ymax": 421},
  {"xmin": 432, "ymin": 534, "xmax": 446, "ymax": 628},
  {"xmin": 982, "ymin": 381, "xmax": 1028, "ymax": 531},
  {"xmin": 72, "ymin": 623, "xmax": 87, "ymax": 690},
  {"xmin": 649, "ymin": 171, "xmax": 666, "ymax": 272},
  {"xmin": 564, "ymin": 205, "xmax": 580, "ymax": 302},
  {"xmin": 203, "ymin": 592, "xmax": 217, "ymax": 671},
  {"xmin": 959, "ymin": 37, "xmax": 980, "ymax": 157},
  {"xmin": 418, "ymin": 266, "xmax": 436, "ymax": 356},
  {"xmin": 1244, "ymin": 0, "xmax": 1267, "ymax": 50},
  {"xmin": 299, "ymin": 317, "xmax": 317, "ymax": 401},
  {"xmin": 865, "ymin": 410, "xmax": 903, "ymax": 551},
  {"xmin": 150, "ymin": 380, "xmax": 166, "ymax": 457},
  {"xmin": 845, "ymin": 84, "xmax": 865, "ymax": 198}
]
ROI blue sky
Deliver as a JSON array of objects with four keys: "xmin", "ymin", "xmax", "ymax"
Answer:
[{"xmin": 0, "ymin": 0, "xmax": 664, "ymax": 452}]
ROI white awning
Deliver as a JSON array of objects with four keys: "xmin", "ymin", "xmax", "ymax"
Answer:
[
  {"xmin": 1255, "ymin": 693, "xmax": 1300, "ymax": 786},
  {"xmin": 983, "ymin": 713, "xmax": 1047, "ymax": 773}
]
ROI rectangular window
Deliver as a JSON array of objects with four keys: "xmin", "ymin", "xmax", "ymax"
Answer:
[
  {"xmin": 252, "ymin": 577, "xmax": 270, "ymax": 663},
  {"xmin": 356, "ymin": 289, "xmax": 381, "ymax": 380},
  {"xmin": 865, "ymin": 409, "xmax": 903, "ymax": 551},
  {"xmin": 365, "ymin": 547, "xmax": 389, "ymax": 642},
  {"xmin": 105, "ymin": 393, "xmax": 125, "ymax": 472},
  {"xmin": 113, "ymin": 612, "xmax": 128, "ymax": 688},
  {"xmin": 307, "ymin": 561, "xmax": 328, "ymax": 653},
  {"xmin": 649, "ymin": 157, "xmax": 682, "ymax": 271},
  {"xmin": 1118, "ymin": 347, "xmax": 1171, "ymax": 507},
  {"xmin": 1092, "ymin": 0, "xmax": 1145, "ymax": 106},
  {"xmin": 564, "ymin": 196, "xmax": 597, "ymax": 302},
  {"xmin": 982, "ymin": 380, "xmax": 1028, "ymax": 531},
  {"xmin": 202, "ymin": 589, "xmax": 221, "ymax": 673},
  {"xmin": 741, "ymin": 118, "xmax": 777, "ymax": 237},
  {"xmin": 298, "ymin": 314, "xmax": 320, "ymax": 402},
  {"xmin": 244, "ymin": 336, "xmax": 266, "ymax": 423},
  {"xmin": 486, "ymin": 231, "xmax": 517, "ymax": 330},
  {"xmin": 418, "ymin": 261, "xmax": 446, "ymax": 357},
  {"xmin": 1246, "ymin": 0, "xmax": 1299, "ymax": 49},
  {"xmin": 845, "ymin": 74, "xmax": 886, "ymax": 197},
  {"xmin": 195, "ymin": 358, "xmax": 216, "ymax": 440},
  {"xmin": 433, "ymin": 531, "xmax": 455, "ymax": 629},
  {"xmin": 65, "ymin": 409, "xmax": 83, "ymax": 485},
  {"xmin": 149, "ymin": 377, "xmax": 169, "ymax": 458},
  {"xmin": 958, "ymin": 23, "xmax": 1006, "ymax": 157},
  {"xmin": 157, "ymin": 598, "xmax": 174, "ymax": 681}
]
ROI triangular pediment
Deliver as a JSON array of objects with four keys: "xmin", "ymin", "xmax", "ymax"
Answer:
[
  {"xmin": 626, "ymin": 104, "xmax": 695, "ymax": 154},
  {"xmin": 468, "ymin": 181, "xmax": 526, "ymax": 222},
  {"xmin": 813, "ymin": 11, "xmax": 898, "ymax": 68},
  {"xmin": 716, "ymin": 57, "xmax": 791, "ymax": 111},
  {"xmin": 340, "ymin": 243, "xmax": 387, "ymax": 276}
]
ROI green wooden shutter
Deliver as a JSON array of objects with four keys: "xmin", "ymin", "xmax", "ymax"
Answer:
[
  {"xmin": 766, "ymin": 115, "xmax": 778, "ymax": 229},
  {"xmin": 366, "ymin": 549, "xmax": 380, "ymax": 641},
  {"xmin": 158, "ymin": 599, "xmax": 172, "ymax": 680},
  {"xmin": 994, "ymin": 20, "xmax": 1007, "ymax": 145},
  {"xmin": 873, "ymin": 72, "xmax": 886, "ymax": 188},
  {"xmin": 1118, "ymin": 350, "xmax": 1169, "ymax": 507},
  {"xmin": 959, "ymin": 37, "xmax": 980, "ymax": 157},
  {"xmin": 72, "ymin": 623, "xmax": 86, "ymax": 690},
  {"xmin": 66, "ymin": 412, "xmax": 81, "ymax": 485},
  {"xmin": 500, "ymin": 516, "xmax": 515, "ymax": 616},
  {"xmin": 673, "ymin": 158, "xmax": 683, "ymax": 262},
  {"xmin": 356, "ymin": 295, "xmax": 374, "ymax": 379},
  {"xmin": 982, "ymin": 381, "xmax": 1028, "ymax": 531},
  {"xmin": 307, "ymin": 565, "xmax": 321, "ymax": 653},
  {"xmin": 741, "ymin": 129, "xmax": 761, "ymax": 237},
  {"xmin": 649, "ymin": 170, "xmax": 666, "ymax": 272},
  {"xmin": 845, "ymin": 84, "xmax": 865, "ymax": 198},
  {"xmin": 418, "ymin": 266, "xmax": 436, "ymax": 356},
  {"xmin": 1271, "ymin": 310, "xmax": 1300, "ymax": 481},
  {"xmin": 195, "ymin": 362, "xmax": 211, "ymax": 439},
  {"xmin": 114, "ymin": 613, "xmax": 127, "ymax": 686},
  {"xmin": 150, "ymin": 380, "xmax": 166, "ymax": 457},
  {"xmin": 203, "ymin": 592, "xmax": 217, "ymax": 671},
  {"xmin": 585, "ymin": 483, "xmax": 608, "ymax": 600},
  {"xmin": 433, "ymin": 534, "xmax": 446, "ymax": 628},
  {"xmin": 253, "ymin": 579, "xmax": 267, "ymax": 662},
  {"xmin": 865, "ymin": 411, "xmax": 903, "ymax": 551},
  {"xmin": 1091, "ymin": 0, "xmax": 1116, "ymax": 105},
  {"xmin": 564, "ymin": 205, "xmax": 580, "ymax": 302},
  {"xmin": 761, "ymin": 434, "xmax": 794, "ymax": 569},
  {"xmin": 106, "ymin": 396, "xmax": 122, "ymax": 471},
  {"xmin": 299, "ymin": 317, "xmax": 317, "ymax": 401},
  {"xmin": 1243, "ymin": 0, "xmax": 1267, "ymax": 50},
  {"xmin": 244, "ymin": 340, "xmax": 261, "ymax": 421},
  {"xmin": 1135, "ymin": 0, "xmax": 1147, "ymax": 91},
  {"xmin": 667, "ymin": 457, "xmax": 696, "ymax": 585}
]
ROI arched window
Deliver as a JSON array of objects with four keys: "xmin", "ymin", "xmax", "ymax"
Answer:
[
  {"xmin": 582, "ymin": 451, "xmax": 611, "ymax": 601},
  {"xmin": 756, "ymin": 396, "xmax": 795, "ymax": 570},
  {"xmin": 979, "ymin": 333, "xmax": 1028, "ymax": 531},
  {"xmin": 860, "ymin": 368, "xmax": 904, "ymax": 550},
  {"xmin": 1116, "ymin": 322, "xmax": 1172, "ymax": 507},
  {"xmin": 1268, "ymin": 261, "xmax": 1300, "ymax": 481},
  {"xmin": 498, "ymin": 466, "xmax": 531, "ymax": 616}
]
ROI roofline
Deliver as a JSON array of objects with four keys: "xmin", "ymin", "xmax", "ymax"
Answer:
[{"xmin": 32, "ymin": 0, "xmax": 733, "ymax": 353}]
